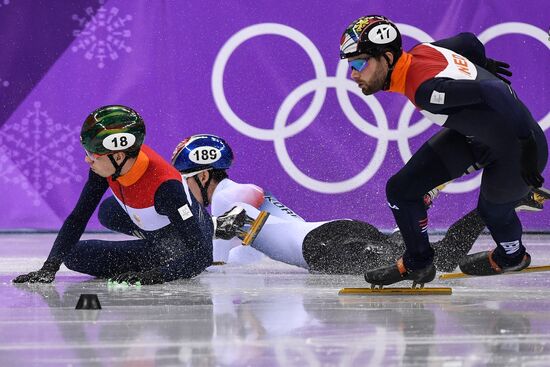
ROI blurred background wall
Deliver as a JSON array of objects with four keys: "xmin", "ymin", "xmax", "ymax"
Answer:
[{"xmin": 0, "ymin": 0, "xmax": 548, "ymax": 231}]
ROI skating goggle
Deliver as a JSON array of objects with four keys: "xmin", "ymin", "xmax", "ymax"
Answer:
[
  {"xmin": 348, "ymin": 57, "xmax": 370, "ymax": 72},
  {"xmin": 85, "ymin": 150, "xmax": 107, "ymax": 161}
]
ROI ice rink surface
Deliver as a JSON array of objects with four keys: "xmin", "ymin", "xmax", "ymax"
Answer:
[{"xmin": 1, "ymin": 233, "xmax": 550, "ymax": 367}]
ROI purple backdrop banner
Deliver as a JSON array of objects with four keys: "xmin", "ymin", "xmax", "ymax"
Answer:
[{"xmin": 0, "ymin": 0, "xmax": 549, "ymax": 230}]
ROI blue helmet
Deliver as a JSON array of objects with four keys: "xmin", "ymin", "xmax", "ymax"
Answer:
[{"xmin": 171, "ymin": 134, "xmax": 234, "ymax": 174}]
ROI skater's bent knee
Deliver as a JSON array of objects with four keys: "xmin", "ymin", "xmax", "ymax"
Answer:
[
  {"xmin": 98, "ymin": 199, "xmax": 113, "ymax": 229},
  {"xmin": 386, "ymin": 172, "xmax": 424, "ymax": 201},
  {"xmin": 386, "ymin": 174, "xmax": 406, "ymax": 201}
]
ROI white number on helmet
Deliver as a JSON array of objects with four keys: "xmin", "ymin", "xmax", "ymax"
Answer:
[
  {"xmin": 103, "ymin": 133, "xmax": 136, "ymax": 151},
  {"xmin": 189, "ymin": 147, "xmax": 221, "ymax": 164},
  {"xmin": 368, "ymin": 24, "xmax": 398, "ymax": 44}
]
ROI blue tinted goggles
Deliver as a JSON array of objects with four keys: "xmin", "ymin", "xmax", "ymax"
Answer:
[{"xmin": 349, "ymin": 58, "xmax": 369, "ymax": 72}]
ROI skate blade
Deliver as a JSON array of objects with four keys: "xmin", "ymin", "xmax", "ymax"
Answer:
[
  {"xmin": 515, "ymin": 204, "xmax": 543, "ymax": 212},
  {"xmin": 439, "ymin": 265, "xmax": 550, "ymax": 279},
  {"xmin": 241, "ymin": 211, "xmax": 270, "ymax": 246},
  {"xmin": 211, "ymin": 261, "xmax": 226, "ymax": 266},
  {"xmin": 339, "ymin": 287, "xmax": 452, "ymax": 295}
]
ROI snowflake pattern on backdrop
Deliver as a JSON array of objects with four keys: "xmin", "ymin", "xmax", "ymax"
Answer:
[
  {"xmin": 0, "ymin": 0, "xmax": 10, "ymax": 8},
  {"xmin": 0, "ymin": 101, "xmax": 84, "ymax": 206},
  {"xmin": 71, "ymin": 0, "xmax": 133, "ymax": 68},
  {"xmin": 0, "ymin": 78, "xmax": 9, "ymax": 88}
]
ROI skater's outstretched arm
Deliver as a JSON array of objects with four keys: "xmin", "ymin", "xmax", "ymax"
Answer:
[{"xmin": 13, "ymin": 170, "xmax": 109, "ymax": 283}]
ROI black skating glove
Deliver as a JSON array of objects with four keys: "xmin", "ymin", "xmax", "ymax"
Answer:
[
  {"xmin": 485, "ymin": 58, "xmax": 512, "ymax": 84},
  {"xmin": 519, "ymin": 131, "xmax": 544, "ymax": 188},
  {"xmin": 214, "ymin": 206, "xmax": 248, "ymax": 240},
  {"xmin": 113, "ymin": 268, "xmax": 165, "ymax": 285},
  {"xmin": 13, "ymin": 262, "xmax": 59, "ymax": 283}
]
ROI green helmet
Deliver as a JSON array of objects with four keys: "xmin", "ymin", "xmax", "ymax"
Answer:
[{"xmin": 80, "ymin": 105, "xmax": 146, "ymax": 155}]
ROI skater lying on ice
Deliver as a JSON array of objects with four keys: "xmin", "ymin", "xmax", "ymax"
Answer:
[
  {"xmin": 13, "ymin": 105, "xmax": 222, "ymax": 285},
  {"xmin": 169, "ymin": 133, "xmax": 530, "ymax": 275}
]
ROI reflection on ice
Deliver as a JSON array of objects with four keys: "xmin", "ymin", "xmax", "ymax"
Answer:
[{"xmin": 1, "ymin": 233, "xmax": 550, "ymax": 366}]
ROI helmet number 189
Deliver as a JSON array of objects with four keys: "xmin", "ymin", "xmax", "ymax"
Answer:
[{"xmin": 189, "ymin": 147, "xmax": 221, "ymax": 164}]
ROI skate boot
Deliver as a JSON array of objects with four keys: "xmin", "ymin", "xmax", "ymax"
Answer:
[
  {"xmin": 534, "ymin": 187, "xmax": 550, "ymax": 201},
  {"xmin": 364, "ymin": 258, "xmax": 436, "ymax": 289},
  {"xmin": 213, "ymin": 206, "xmax": 270, "ymax": 245},
  {"xmin": 459, "ymin": 250, "xmax": 531, "ymax": 276},
  {"xmin": 515, "ymin": 189, "xmax": 546, "ymax": 212}
]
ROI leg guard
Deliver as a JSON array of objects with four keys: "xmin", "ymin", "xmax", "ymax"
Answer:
[
  {"xmin": 432, "ymin": 209, "xmax": 486, "ymax": 272},
  {"xmin": 302, "ymin": 220, "xmax": 400, "ymax": 274}
]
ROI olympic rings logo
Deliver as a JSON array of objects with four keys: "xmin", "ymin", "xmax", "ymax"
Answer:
[{"xmin": 212, "ymin": 22, "xmax": 550, "ymax": 194}]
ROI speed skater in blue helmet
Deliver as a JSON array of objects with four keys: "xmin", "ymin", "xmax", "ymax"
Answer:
[{"xmin": 171, "ymin": 134, "xmax": 234, "ymax": 206}]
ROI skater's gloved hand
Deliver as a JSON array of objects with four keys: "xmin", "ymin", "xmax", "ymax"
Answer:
[
  {"xmin": 113, "ymin": 269, "xmax": 165, "ymax": 285},
  {"xmin": 485, "ymin": 58, "xmax": 512, "ymax": 84},
  {"xmin": 519, "ymin": 131, "xmax": 544, "ymax": 188},
  {"xmin": 214, "ymin": 206, "xmax": 248, "ymax": 240},
  {"xmin": 12, "ymin": 263, "xmax": 58, "ymax": 283}
]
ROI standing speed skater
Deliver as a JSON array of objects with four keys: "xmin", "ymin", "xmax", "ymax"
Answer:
[{"xmin": 340, "ymin": 15, "xmax": 548, "ymax": 287}]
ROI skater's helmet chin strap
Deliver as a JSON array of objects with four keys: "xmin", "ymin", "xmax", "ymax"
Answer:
[
  {"xmin": 187, "ymin": 169, "xmax": 213, "ymax": 207},
  {"xmin": 108, "ymin": 154, "xmax": 130, "ymax": 181}
]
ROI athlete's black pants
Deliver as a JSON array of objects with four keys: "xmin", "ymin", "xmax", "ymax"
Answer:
[{"xmin": 64, "ymin": 196, "xmax": 213, "ymax": 279}]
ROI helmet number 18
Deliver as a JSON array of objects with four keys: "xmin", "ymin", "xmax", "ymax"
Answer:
[
  {"xmin": 102, "ymin": 132, "xmax": 136, "ymax": 151},
  {"xmin": 112, "ymin": 136, "xmax": 128, "ymax": 148}
]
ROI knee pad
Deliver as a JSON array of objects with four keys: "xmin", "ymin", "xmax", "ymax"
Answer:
[
  {"xmin": 386, "ymin": 171, "xmax": 428, "ymax": 204},
  {"xmin": 386, "ymin": 172, "xmax": 407, "ymax": 203}
]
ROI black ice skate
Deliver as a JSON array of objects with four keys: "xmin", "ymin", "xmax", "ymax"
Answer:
[
  {"xmin": 214, "ymin": 206, "xmax": 270, "ymax": 246},
  {"xmin": 534, "ymin": 187, "xmax": 550, "ymax": 200},
  {"xmin": 515, "ymin": 187, "xmax": 550, "ymax": 212},
  {"xmin": 458, "ymin": 250, "xmax": 531, "ymax": 276},
  {"xmin": 364, "ymin": 258, "xmax": 436, "ymax": 289}
]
